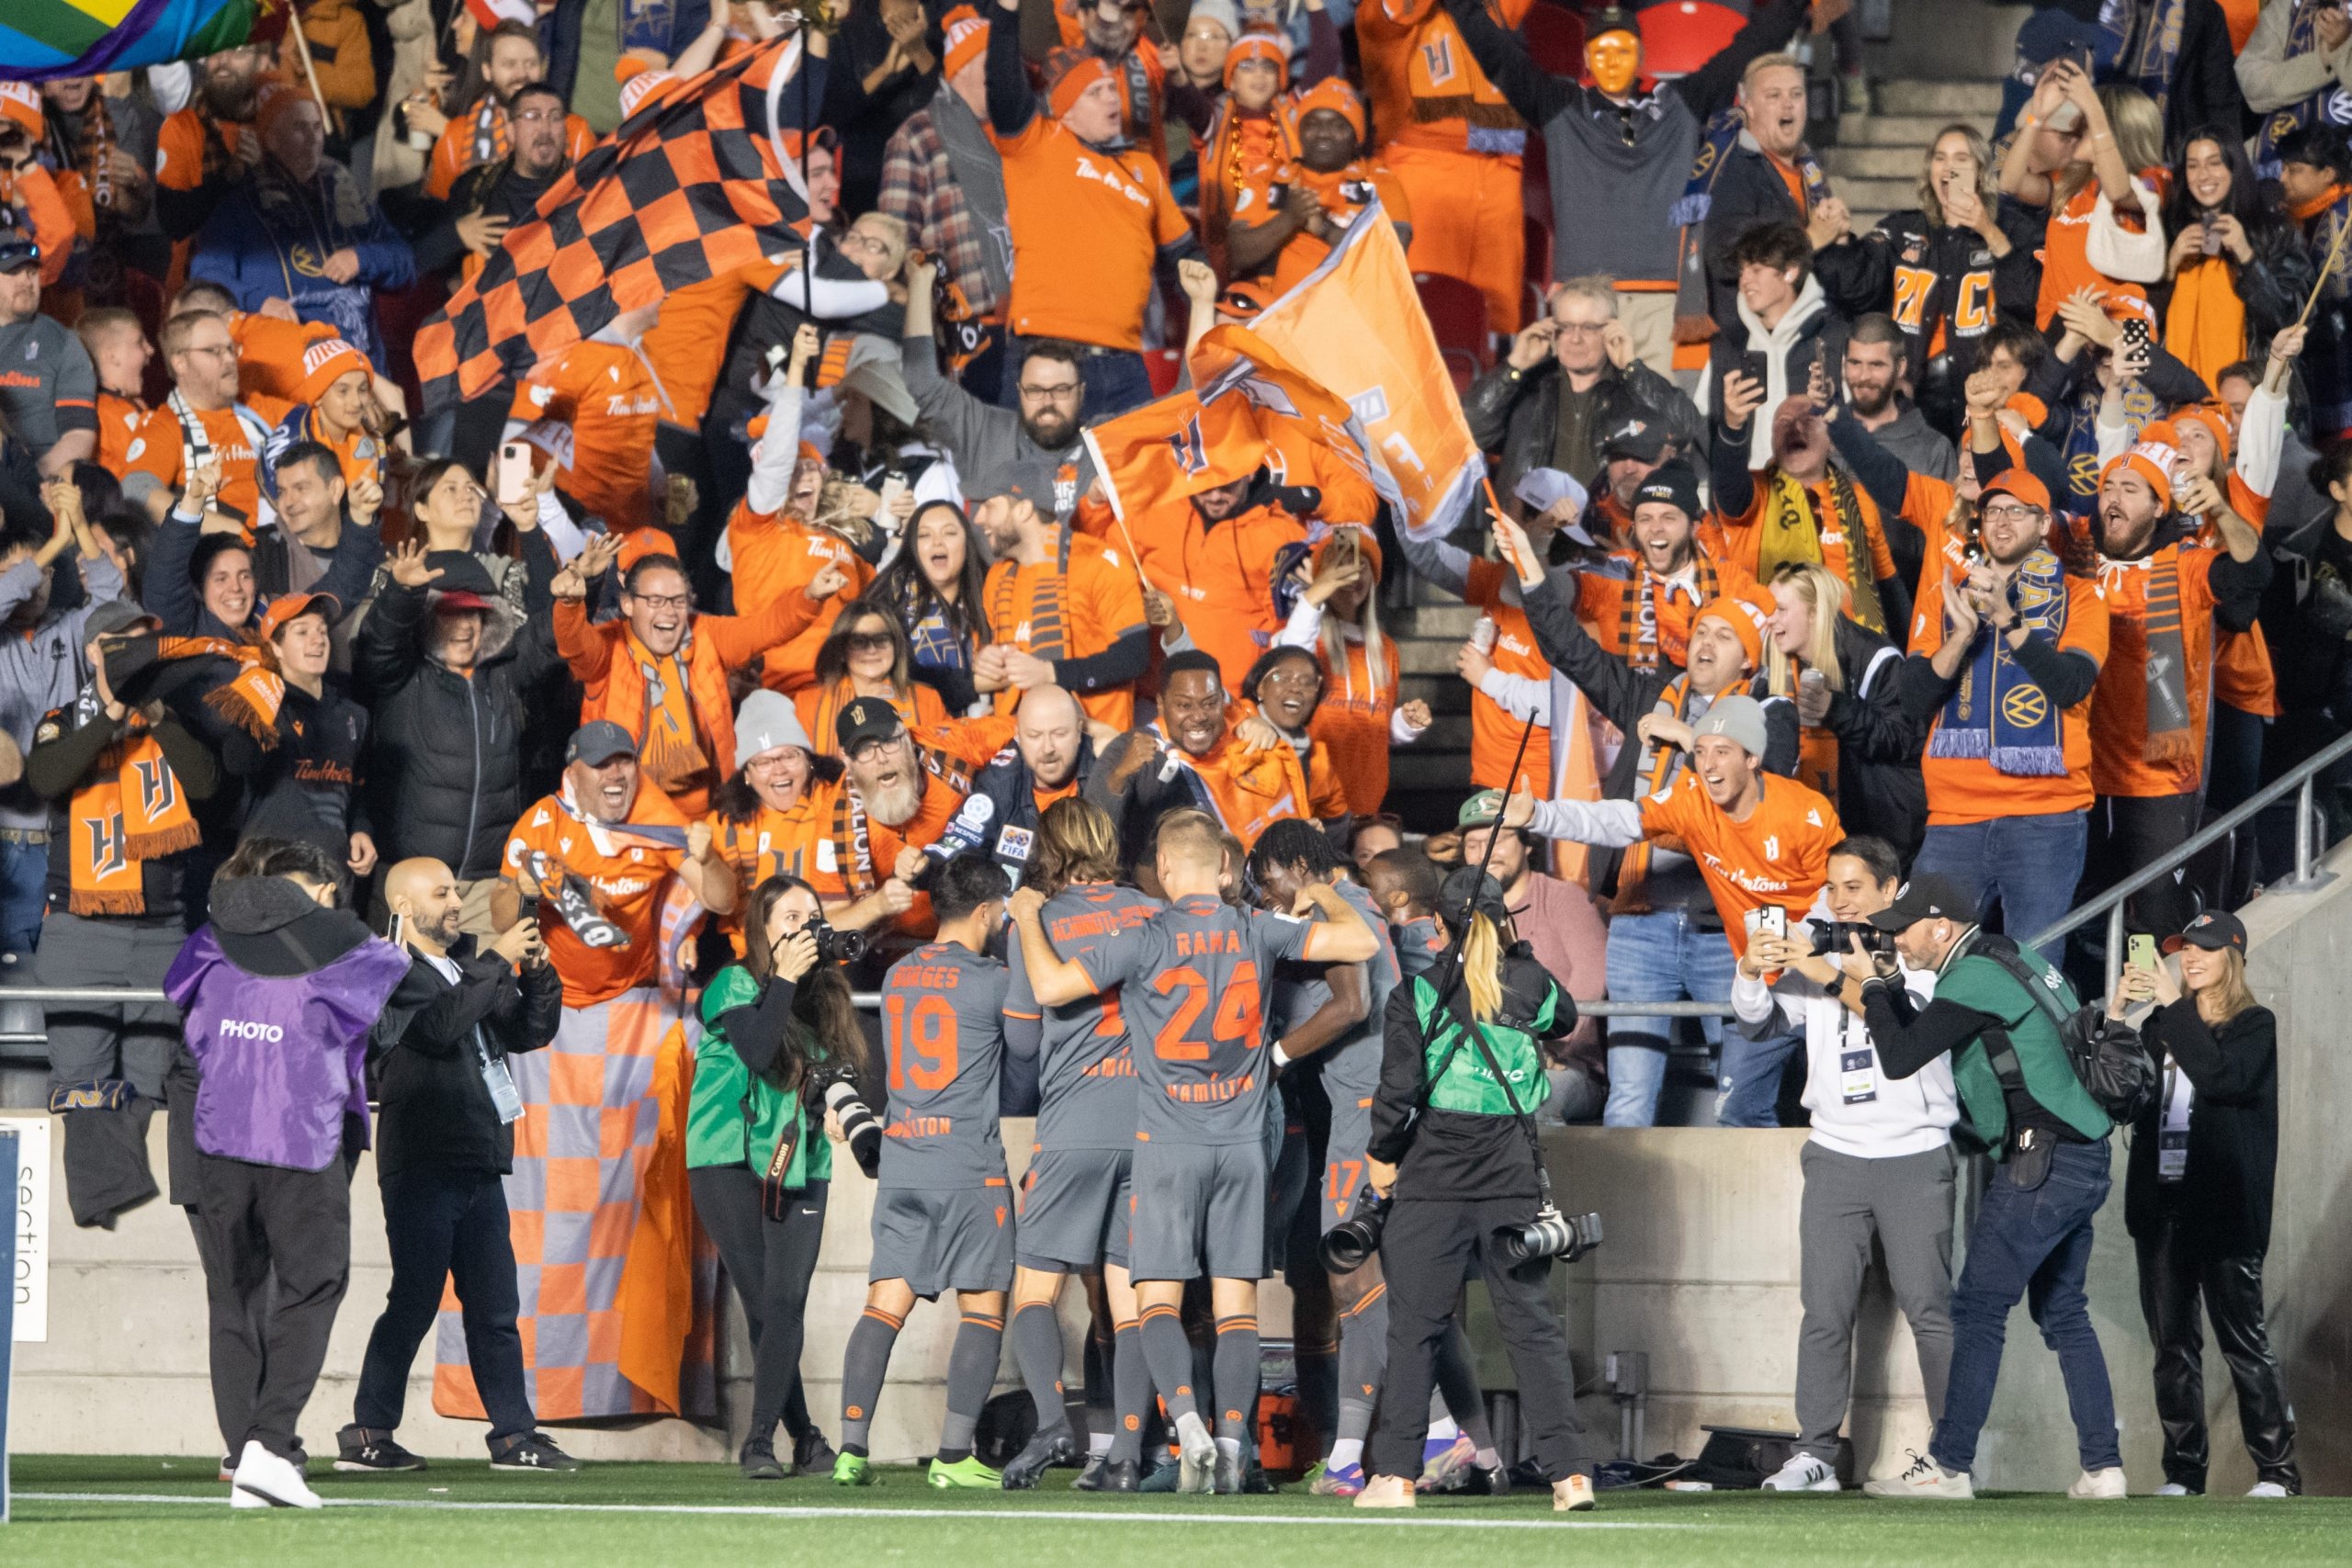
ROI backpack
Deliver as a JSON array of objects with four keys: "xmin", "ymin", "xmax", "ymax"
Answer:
[{"xmin": 1977, "ymin": 940, "xmax": 2161, "ymax": 1125}]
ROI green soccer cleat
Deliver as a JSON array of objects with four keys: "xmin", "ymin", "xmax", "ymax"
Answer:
[
  {"xmin": 832, "ymin": 1452, "xmax": 880, "ymax": 1487},
  {"xmin": 928, "ymin": 1456, "xmax": 1005, "ymax": 1489}
]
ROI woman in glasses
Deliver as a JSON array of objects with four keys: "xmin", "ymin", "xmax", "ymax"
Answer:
[{"xmin": 793, "ymin": 593, "xmax": 1009, "ymax": 766}]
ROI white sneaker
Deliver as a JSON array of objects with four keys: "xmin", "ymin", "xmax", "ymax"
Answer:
[
  {"xmin": 2067, "ymin": 1467, "xmax": 2128, "ymax": 1500},
  {"xmin": 1862, "ymin": 1450, "xmax": 1973, "ymax": 1500},
  {"xmin": 1761, "ymin": 1453, "xmax": 1841, "ymax": 1492},
  {"xmin": 2247, "ymin": 1482, "xmax": 2291, "ymax": 1498},
  {"xmin": 231, "ymin": 1440, "xmax": 322, "ymax": 1510},
  {"xmin": 2154, "ymin": 1483, "xmax": 2196, "ymax": 1497},
  {"xmin": 1173, "ymin": 1412, "xmax": 1216, "ymax": 1495}
]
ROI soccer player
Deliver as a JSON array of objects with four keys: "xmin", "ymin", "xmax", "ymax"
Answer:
[
  {"xmin": 1008, "ymin": 809, "xmax": 1380, "ymax": 1494},
  {"xmin": 835, "ymin": 854, "xmax": 1017, "ymax": 1490},
  {"xmin": 999, "ymin": 798, "xmax": 1162, "ymax": 1490}
]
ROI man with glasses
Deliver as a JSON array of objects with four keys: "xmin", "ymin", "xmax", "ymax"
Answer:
[
  {"xmin": 413, "ymin": 84, "xmax": 580, "ymax": 288},
  {"xmin": 904, "ymin": 251, "xmax": 1099, "ymax": 511},
  {"xmin": 119, "ymin": 307, "xmax": 289, "ymax": 527},
  {"xmin": 1465, "ymin": 275, "xmax": 1705, "ymax": 502},
  {"xmin": 413, "ymin": 20, "xmax": 594, "ymax": 203}
]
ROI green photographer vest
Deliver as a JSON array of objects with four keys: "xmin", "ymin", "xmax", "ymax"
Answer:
[{"xmin": 1412, "ymin": 973, "xmax": 1555, "ymax": 1117}]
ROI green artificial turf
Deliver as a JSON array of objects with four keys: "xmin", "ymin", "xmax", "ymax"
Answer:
[{"xmin": 4, "ymin": 1455, "xmax": 2346, "ymax": 1567}]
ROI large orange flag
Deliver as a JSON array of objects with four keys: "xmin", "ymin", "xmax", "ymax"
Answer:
[{"xmin": 1248, "ymin": 199, "xmax": 1485, "ymax": 541}]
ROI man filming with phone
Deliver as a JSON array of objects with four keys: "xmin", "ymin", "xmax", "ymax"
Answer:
[{"xmin": 341, "ymin": 856, "xmax": 577, "ymax": 1474}]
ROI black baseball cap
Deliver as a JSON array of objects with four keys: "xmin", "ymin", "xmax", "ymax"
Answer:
[
  {"xmin": 836, "ymin": 696, "xmax": 906, "ymax": 754},
  {"xmin": 565, "ymin": 719, "xmax": 639, "ymax": 767},
  {"xmin": 2164, "ymin": 909, "xmax": 2247, "ymax": 955},
  {"xmin": 0, "ymin": 230, "xmax": 38, "ymax": 275},
  {"xmin": 1869, "ymin": 874, "xmax": 1978, "ymax": 932},
  {"xmin": 1600, "ymin": 417, "xmax": 1669, "ymax": 464},
  {"xmin": 1437, "ymin": 864, "xmax": 1510, "ymax": 935}
]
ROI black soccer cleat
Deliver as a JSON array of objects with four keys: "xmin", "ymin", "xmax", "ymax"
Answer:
[
  {"xmin": 1099, "ymin": 1457, "xmax": 1144, "ymax": 1493},
  {"xmin": 741, "ymin": 1441, "xmax": 786, "ymax": 1482},
  {"xmin": 792, "ymin": 1429, "xmax": 840, "ymax": 1478},
  {"xmin": 1002, "ymin": 1426, "xmax": 1078, "ymax": 1490}
]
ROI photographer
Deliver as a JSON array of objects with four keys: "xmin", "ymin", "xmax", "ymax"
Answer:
[
  {"xmin": 343, "ymin": 858, "xmax": 575, "ymax": 1476},
  {"xmin": 1851, "ymin": 875, "xmax": 2126, "ymax": 1502},
  {"xmin": 688, "ymin": 873, "xmax": 875, "ymax": 1482},
  {"xmin": 1357, "ymin": 867, "xmax": 1596, "ymax": 1515},
  {"xmin": 2113, "ymin": 912, "xmax": 2300, "ymax": 1497},
  {"xmin": 1734, "ymin": 837, "xmax": 1958, "ymax": 1493}
]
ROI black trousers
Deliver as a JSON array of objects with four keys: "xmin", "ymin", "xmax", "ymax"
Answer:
[
  {"xmin": 690, "ymin": 1166, "xmax": 831, "ymax": 1448},
  {"xmin": 354, "ymin": 1165, "xmax": 537, "ymax": 1445},
  {"xmin": 2135, "ymin": 1219, "xmax": 2300, "ymax": 1491},
  {"xmin": 191, "ymin": 1147, "xmax": 354, "ymax": 1462},
  {"xmin": 2084, "ymin": 793, "xmax": 2202, "ymax": 939},
  {"xmin": 1370, "ymin": 1195, "xmax": 1589, "ymax": 1482}
]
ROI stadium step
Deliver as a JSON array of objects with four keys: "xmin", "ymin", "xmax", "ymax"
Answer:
[
  {"xmin": 1872, "ymin": 78, "xmax": 2005, "ymax": 118},
  {"xmin": 1828, "ymin": 76, "xmax": 2005, "ymax": 230}
]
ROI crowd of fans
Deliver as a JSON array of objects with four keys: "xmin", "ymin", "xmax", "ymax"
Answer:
[{"xmin": 0, "ymin": 0, "xmax": 2321, "ymax": 1512}]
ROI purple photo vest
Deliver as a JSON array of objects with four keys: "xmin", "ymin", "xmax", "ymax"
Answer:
[{"xmin": 166, "ymin": 931, "xmax": 413, "ymax": 1171}]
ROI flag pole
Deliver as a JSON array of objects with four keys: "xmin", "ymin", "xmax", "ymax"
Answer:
[
  {"xmin": 285, "ymin": 13, "xmax": 332, "ymax": 120},
  {"xmin": 2297, "ymin": 210, "xmax": 2351, "ymax": 331}
]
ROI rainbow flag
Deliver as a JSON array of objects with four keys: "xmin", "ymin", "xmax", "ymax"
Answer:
[{"xmin": 0, "ymin": 0, "xmax": 287, "ymax": 82}]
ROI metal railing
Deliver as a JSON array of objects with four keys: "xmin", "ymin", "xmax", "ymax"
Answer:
[{"xmin": 2025, "ymin": 728, "xmax": 2352, "ymax": 997}]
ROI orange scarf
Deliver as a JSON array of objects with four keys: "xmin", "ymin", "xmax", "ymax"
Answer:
[
  {"xmin": 2165, "ymin": 255, "xmax": 2245, "ymax": 390},
  {"xmin": 605, "ymin": 626, "xmax": 733, "ymax": 798},
  {"xmin": 68, "ymin": 720, "xmax": 200, "ymax": 916},
  {"xmin": 2290, "ymin": 183, "xmax": 2351, "ymax": 223}
]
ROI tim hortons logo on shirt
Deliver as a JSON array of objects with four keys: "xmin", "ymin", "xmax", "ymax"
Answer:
[
  {"xmin": 1701, "ymin": 852, "xmax": 1792, "ymax": 897},
  {"xmin": 1763, "ymin": 835, "xmax": 1779, "ymax": 860},
  {"xmin": 1498, "ymin": 632, "xmax": 1534, "ymax": 658},
  {"xmin": 1070, "ymin": 154, "xmax": 1150, "ymax": 209}
]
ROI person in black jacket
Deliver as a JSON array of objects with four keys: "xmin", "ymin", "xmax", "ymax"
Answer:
[
  {"xmin": 2154, "ymin": 130, "xmax": 2312, "ymax": 384},
  {"xmin": 208, "ymin": 592, "xmax": 377, "ymax": 875},
  {"xmin": 1763, "ymin": 561, "xmax": 1928, "ymax": 860},
  {"xmin": 340, "ymin": 855, "xmax": 575, "ymax": 1475},
  {"xmin": 2109, "ymin": 909, "xmax": 2300, "ymax": 1496},
  {"xmin": 404, "ymin": 83, "xmax": 573, "ymax": 282},
  {"xmin": 353, "ymin": 534, "xmax": 561, "ymax": 931}
]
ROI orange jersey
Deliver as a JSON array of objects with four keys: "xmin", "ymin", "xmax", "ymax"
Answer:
[
  {"xmin": 792, "ymin": 678, "xmax": 1016, "ymax": 770},
  {"xmin": 503, "ymin": 785, "xmax": 690, "ymax": 1006},
  {"xmin": 122, "ymin": 395, "xmax": 293, "ymax": 520},
  {"xmin": 2035, "ymin": 178, "xmax": 2154, "ymax": 330},
  {"xmin": 1636, "ymin": 771, "xmax": 1843, "ymax": 959},
  {"xmin": 992, "ymin": 116, "xmax": 1191, "ymax": 352},
  {"xmin": 230, "ymin": 311, "xmax": 341, "ymax": 404},
  {"xmin": 278, "ymin": 403, "xmax": 384, "ymax": 491},
  {"xmin": 424, "ymin": 103, "xmax": 597, "ymax": 200},
  {"xmin": 1125, "ymin": 496, "xmax": 1306, "ymax": 696},
  {"xmin": 511, "ymin": 340, "xmax": 664, "ymax": 528},
  {"xmin": 1357, "ymin": 0, "xmax": 1533, "ymax": 157},
  {"xmin": 982, "ymin": 530, "xmax": 1148, "ymax": 731},
  {"xmin": 1305, "ymin": 630, "xmax": 1401, "ymax": 818},
  {"xmin": 1464, "ymin": 557, "xmax": 1550, "ymax": 792},
  {"xmin": 2087, "ymin": 546, "xmax": 2232, "ymax": 799},
  {"xmin": 95, "ymin": 390, "xmax": 150, "ymax": 476},
  {"xmin": 640, "ymin": 257, "xmax": 791, "ymax": 430},
  {"xmin": 1202, "ymin": 108, "xmax": 1294, "ymax": 269},
  {"xmin": 1153, "ymin": 719, "xmax": 1316, "ymax": 846},
  {"xmin": 1910, "ymin": 560, "xmax": 2109, "ymax": 825},
  {"xmin": 723, "ymin": 502, "xmax": 876, "ymax": 694},
  {"xmin": 866, "ymin": 766, "xmax": 971, "ymax": 940},
  {"xmin": 154, "ymin": 105, "xmax": 253, "ymax": 193},
  {"xmin": 1573, "ymin": 551, "xmax": 1768, "ymax": 669},
  {"xmin": 1255, "ymin": 160, "xmax": 1412, "ymax": 297}
]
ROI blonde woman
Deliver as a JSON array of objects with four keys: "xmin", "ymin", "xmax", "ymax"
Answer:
[
  {"xmin": 1869, "ymin": 124, "xmax": 2039, "ymax": 432},
  {"xmin": 1765, "ymin": 562, "xmax": 1926, "ymax": 858},
  {"xmin": 2109, "ymin": 910, "xmax": 2299, "ymax": 1497},
  {"xmin": 2002, "ymin": 59, "xmax": 2169, "ymax": 329},
  {"xmin": 1275, "ymin": 525, "xmax": 1430, "ymax": 817}
]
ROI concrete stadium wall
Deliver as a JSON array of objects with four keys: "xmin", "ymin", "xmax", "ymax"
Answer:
[{"xmin": 13, "ymin": 839, "xmax": 2352, "ymax": 1487}]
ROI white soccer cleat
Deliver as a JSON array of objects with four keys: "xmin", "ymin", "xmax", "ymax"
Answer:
[
  {"xmin": 1862, "ymin": 1450, "xmax": 1973, "ymax": 1500},
  {"xmin": 1552, "ymin": 1473, "xmax": 1596, "ymax": 1513},
  {"xmin": 2067, "ymin": 1467, "xmax": 2128, "ymax": 1500},
  {"xmin": 1173, "ymin": 1412, "xmax": 1216, "ymax": 1495},
  {"xmin": 1760, "ymin": 1453, "xmax": 1841, "ymax": 1492},
  {"xmin": 1352, "ymin": 1474, "xmax": 1417, "ymax": 1509},
  {"xmin": 2247, "ymin": 1482, "xmax": 2291, "ymax": 1498},
  {"xmin": 231, "ymin": 1440, "xmax": 322, "ymax": 1510}
]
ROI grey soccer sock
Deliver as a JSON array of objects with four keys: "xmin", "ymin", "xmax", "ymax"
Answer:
[
  {"xmin": 1137, "ymin": 1303, "xmax": 1200, "ymax": 1424},
  {"xmin": 1212, "ymin": 1314, "xmax": 1260, "ymax": 1442},
  {"xmin": 1336, "ymin": 1290, "xmax": 1390, "ymax": 1445},
  {"xmin": 1294, "ymin": 1333, "xmax": 1338, "ymax": 1452},
  {"xmin": 938, "ymin": 1309, "xmax": 1006, "ymax": 1459},
  {"xmin": 1435, "ymin": 1320, "xmax": 1494, "ymax": 1450},
  {"xmin": 1109, "ymin": 1323, "xmax": 1149, "ymax": 1463},
  {"xmin": 1010, "ymin": 1302, "xmax": 1072, "ymax": 1435},
  {"xmin": 840, "ymin": 1305, "xmax": 904, "ymax": 1455}
]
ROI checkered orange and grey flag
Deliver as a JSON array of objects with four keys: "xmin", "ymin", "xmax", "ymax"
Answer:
[{"xmin": 414, "ymin": 35, "xmax": 817, "ymax": 413}]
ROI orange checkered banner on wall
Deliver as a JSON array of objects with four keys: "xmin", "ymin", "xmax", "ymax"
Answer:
[
  {"xmin": 1246, "ymin": 198, "xmax": 1486, "ymax": 542},
  {"xmin": 414, "ymin": 35, "xmax": 816, "ymax": 413}
]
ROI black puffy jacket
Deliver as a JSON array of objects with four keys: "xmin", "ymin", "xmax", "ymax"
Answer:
[
  {"xmin": 352, "ymin": 557, "xmax": 562, "ymax": 880},
  {"xmin": 1813, "ymin": 615, "xmax": 1928, "ymax": 862}
]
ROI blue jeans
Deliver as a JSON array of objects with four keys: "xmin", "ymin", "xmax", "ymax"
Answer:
[
  {"xmin": 1931, "ymin": 1138, "xmax": 2120, "ymax": 1476},
  {"xmin": 1602, "ymin": 909, "xmax": 1734, "ymax": 1128},
  {"xmin": 1011, "ymin": 335, "xmax": 1154, "ymax": 424},
  {"xmin": 1910, "ymin": 810, "xmax": 2087, "ymax": 964},
  {"xmin": 0, "ymin": 837, "xmax": 47, "ymax": 953},
  {"xmin": 1716, "ymin": 1029, "xmax": 1799, "ymax": 1129}
]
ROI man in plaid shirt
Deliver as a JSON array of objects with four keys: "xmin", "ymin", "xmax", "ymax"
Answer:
[{"xmin": 881, "ymin": 6, "xmax": 1007, "ymax": 389}]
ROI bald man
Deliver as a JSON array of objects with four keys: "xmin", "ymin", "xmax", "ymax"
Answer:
[
  {"xmin": 928, "ymin": 682, "xmax": 1100, "ymax": 892},
  {"xmin": 341, "ymin": 858, "xmax": 578, "ymax": 1474}
]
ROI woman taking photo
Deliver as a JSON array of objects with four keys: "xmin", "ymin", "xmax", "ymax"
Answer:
[
  {"xmin": 1274, "ymin": 526, "xmax": 1430, "ymax": 819},
  {"xmin": 2110, "ymin": 910, "xmax": 2300, "ymax": 1497},
  {"xmin": 872, "ymin": 501, "xmax": 993, "ymax": 716},
  {"xmin": 688, "ymin": 874, "xmax": 875, "ymax": 1482},
  {"xmin": 1764, "ymin": 562, "xmax": 1926, "ymax": 859},
  {"xmin": 1359, "ymin": 866, "xmax": 1595, "ymax": 1514},
  {"xmin": 2158, "ymin": 129, "xmax": 2312, "ymax": 390}
]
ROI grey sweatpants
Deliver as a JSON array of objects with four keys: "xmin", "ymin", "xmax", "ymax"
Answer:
[
  {"xmin": 1795, "ymin": 1140, "xmax": 1957, "ymax": 1461},
  {"xmin": 38, "ymin": 912, "xmax": 187, "ymax": 1227}
]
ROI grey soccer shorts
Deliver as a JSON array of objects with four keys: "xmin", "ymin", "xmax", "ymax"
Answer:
[
  {"xmin": 1016, "ymin": 1146, "xmax": 1134, "ymax": 1272},
  {"xmin": 868, "ymin": 1181, "xmax": 1017, "ymax": 1298},
  {"xmin": 1126, "ymin": 1141, "xmax": 1267, "ymax": 1283}
]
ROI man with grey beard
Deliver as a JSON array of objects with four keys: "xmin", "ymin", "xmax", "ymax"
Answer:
[{"xmin": 838, "ymin": 699, "xmax": 975, "ymax": 946}]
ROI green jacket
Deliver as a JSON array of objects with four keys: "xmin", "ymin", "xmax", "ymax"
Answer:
[
  {"xmin": 1414, "ymin": 972, "xmax": 1555, "ymax": 1117},
  {"xmin": 685, "ymin": 965, "xmax": 834, "ymax": 1185},
  {"xmin": 1933, "ymin": 932, "xmax": 2111, "ymax": 1153}
]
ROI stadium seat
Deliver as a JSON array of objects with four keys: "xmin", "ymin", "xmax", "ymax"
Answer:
[
  {"xmin": 1522, "ymin": 2, "xmax": 1588, "ymax": 77},
  {"xmin": 1146, "ymin": 346, "xmax": 1182, "ymax": 398},
  {"xmin": 1523, "ymin": 212, "xmax": 1554, "ymax": 326},
  {"xmin": 1639, "ymin": 0, "xmax": 1744, "ymax": 80},
  {"xmin": 1415, "ymin": 271, "xmax": 1493, "ymax": 391}
]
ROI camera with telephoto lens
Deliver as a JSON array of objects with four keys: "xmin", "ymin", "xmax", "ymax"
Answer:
[
  {"xmin": 809, "ymin": 1065, "xmax": 882, "ymax": 1178},
  {"xmin": 1496, "ymin": 1202, "xmax": 1604, "ymax": 1265},
  {"xmin": 1817, "ymin": 919, "xmax": 1896, "ymax": 959},
  {"xmin": 1319, "ymin": 1188, "xmax": 1391, "ymax": 1271},
  {"xmin": 805, "ymin": 919, "xmax": 867, "ymax": 964}
]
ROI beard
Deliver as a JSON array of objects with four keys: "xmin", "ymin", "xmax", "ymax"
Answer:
[
  {"xmin": 202, "ymin": 72, "xmax": 257, "ymax": 122},
  {"xmin": 1021, "ymin": 409, "xmax": 1075, "ymax": 451},
  {"xmin": 862, "ymin": 774, "xmax": 922, "ymax": 828}
]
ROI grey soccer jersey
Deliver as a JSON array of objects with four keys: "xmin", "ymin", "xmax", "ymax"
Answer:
[
  {"xmin": 1075, "ymin": 894, "xmax": 1314, "ymax": 1146},
  {"xmin": 1004, "ymin": 881, "xmax": 1161, "ymax": 1151},
  {"xmin": 876, "ymin": 941, "xmax": 1011, "ymax": 1188},
  {"xmin": 1319, "ymin": 879, "xmax": 1401, "ymax": 1097}
]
